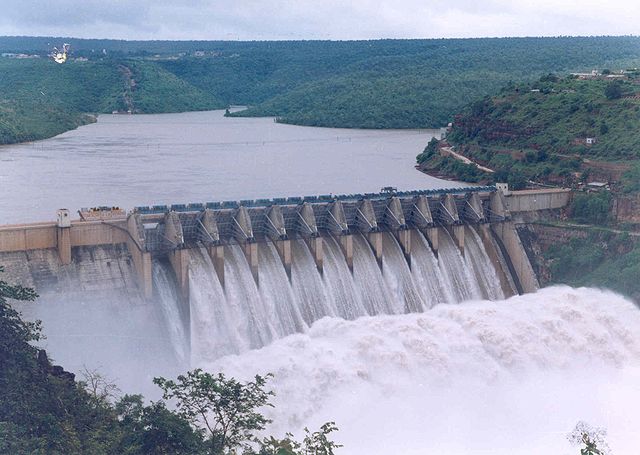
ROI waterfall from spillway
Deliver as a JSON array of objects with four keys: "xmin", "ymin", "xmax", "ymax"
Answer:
[
  {"xmin": 181, "ymin": 228, "xmax": 512, "ymax": 361},
  {"xmin": 258, "ymin": 241, "xmax": 306, "ymax": 338},
  {"xmin": 381, "ymin": 232, "xmax": 424, "ymax": 314},
  {"xmin": 464, "ymin": 226, "xmax": 506, "ymax": 300},
  {"xmin": 188, "ymin": 247, "xmax": 238, "ymax": 363},
  {"xmin": 352, "ymin": 234, "xmax": 395, "ymax": 315},
  {"xmin": 152, "ymin": 262, "xmax": 188, "ymax": 363},
  {"xmin": 436, "ymin": 228, "xmax": 484, "ymax": 302},
  {"xmin": 321, "ymin": 236, "xmax": 367, "ymax": 319},
  {"xmin": 291, "ymin": 239, "xmax": 337, "ymax": 324},
  {"xmin": 410, "ymin": 231, "xmax": 451, "ymax": 306},
  {"xmin": 223, "ymin": 244, "xmax": 275, "ymax": 351}
]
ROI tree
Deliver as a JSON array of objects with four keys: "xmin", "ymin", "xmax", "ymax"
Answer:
[
  {"xmin": 80, "ymin": 366, "xmax": 121, "ymax": 407},
  {"xmin": 571, "ymin": 192, "xmax": 611, "ymax": 225},
  {"xmin": 0, "ymin": 265, "xmax": 39, "ymax": 347},
  {"xmin": 154, "ymin": 369, "xmax": 274, "ymax": 454},
  {"xmin": 300, "ymin": 422, "xmax": 342, "ymax": 455},
  {"xmin": 115, "ymin": 394, "xmax": 205, "ymax": 455},
  {"xmin": 567, "ymin": 421, "xmax": 610, "ymax": 455},
  {"xmin": 256, "ymin": 422, "xmax": 342, "ymax": 455},
  {"xmin": 604, "ymin": 81, "xmax": 623, "ymax": 100}
]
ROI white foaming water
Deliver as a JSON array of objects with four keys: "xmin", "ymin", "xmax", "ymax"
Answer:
[
  {"xmin": 291, "ymin": 239, "xmax": 337, "ymax": 324},
  {"xmin": 152, "ymin": 262, "xmax": 189, "ymax": 363},
  {"xmin": 352, "ymin": 234, "xmax": 395, "ymax": 315},
  {"xmin": 437, "ymin": 228, "xmax": 484, "ymax": 302},
  {"xmin": 411, "ymin": 230, "xmax": 452, "ymax": 306},
  {"xmin": 464, "ymin": 226, "xmax": 506, "ymax": 301},
  {"xmin": 204, "ymin": 287, "xmax": 640, "ymax": 455}
]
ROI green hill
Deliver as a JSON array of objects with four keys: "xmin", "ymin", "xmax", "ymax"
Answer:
[
  {"xmin": 1, "ymin": 36, "xmax": 640, "ymax": 144},
  {"xmin": 418, "ymin": 72, "xmax": 640, "ymax": 189},
  {"xmin": 0, "ymin": 58, "xmax": 223, "ymax": 144}
]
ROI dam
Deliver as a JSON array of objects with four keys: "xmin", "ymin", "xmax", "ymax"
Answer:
[{"xmin": 1, "ymin": 185, "xmax": 570, "ymax": 366}]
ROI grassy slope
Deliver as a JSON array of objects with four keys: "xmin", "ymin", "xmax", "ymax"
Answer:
[
  {"xmin": 448, "ymin": 76, "xmax": 640, "ymax": 159},
  {"xmin": 417, "ymin": 75, "xmax": 640, "ymax": 188},
  {"xmin": 0, "ymin": 58, "xmax": 223, "ymax": 144}
]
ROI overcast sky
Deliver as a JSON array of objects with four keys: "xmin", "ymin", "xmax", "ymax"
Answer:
[{"xmin": 0, "ymin": 0, "xmax": 638, "ymax": 40}]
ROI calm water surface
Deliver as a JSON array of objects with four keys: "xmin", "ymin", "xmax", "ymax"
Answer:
[{"xmin": 0, "ymin": 110, "xmax": 456, "ymax": 223}]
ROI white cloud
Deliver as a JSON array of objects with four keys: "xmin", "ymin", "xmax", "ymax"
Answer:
[{"xmin": 0, "ymin": 0, "xmax": 637, "ymax": 40}]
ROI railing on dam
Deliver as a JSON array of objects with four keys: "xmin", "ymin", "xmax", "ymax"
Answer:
[
  {"xmin": 131, "ymin": 185, "xmax": 496, "ymax": 215},
  {"xmin": 131, "ymin": 186, "xmax": 499, "ymax": 252}
]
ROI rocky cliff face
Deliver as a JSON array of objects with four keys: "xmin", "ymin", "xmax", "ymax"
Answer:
[
  {"xmin": 613, "ymin": 194, "xmax": 640, "ymax": 224},
  {"xmin": 516, "ymin": 224, "xmax": 588, "ymax": 286}
]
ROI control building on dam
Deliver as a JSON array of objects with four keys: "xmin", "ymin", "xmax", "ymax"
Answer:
[{"xmin": 0, "ymin": 186, "xmax": 571, "ymax": 308}]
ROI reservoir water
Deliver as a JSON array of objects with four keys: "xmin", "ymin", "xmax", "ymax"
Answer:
[{"xmin": 0, "ymin": 110, "xmax": 452, "ymax": 223}]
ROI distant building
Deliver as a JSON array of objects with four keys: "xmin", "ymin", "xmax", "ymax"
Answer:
[
  {"xmin": 496, "ymin": 182, "xmax": 510, "ymax": 195},
  {"xmin": 586, "ymin": 181, "xmax": 609, "ymax": 192},
  {"xmin": 570, "ymin": 69, "xmax": 600, "ymax": 79},
  {"xmin": 574, "ymin": 137, "xmax": 597, "ymax": 146}
]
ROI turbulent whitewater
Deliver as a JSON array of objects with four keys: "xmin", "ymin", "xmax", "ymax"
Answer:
[{"xmin": 206, "ymin": 287, "xmax": 640, "ymax": 454}]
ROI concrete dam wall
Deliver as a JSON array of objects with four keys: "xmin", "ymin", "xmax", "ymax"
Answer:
[{"xmin": 1, "ymin": 186, "xmax": 570, "ymax": 372}]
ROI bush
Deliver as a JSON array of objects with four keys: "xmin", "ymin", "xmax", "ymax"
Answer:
[
  {"xmin": 571, "ymin": 192, "xmax": 611, "ymax": 224},
  {"xmin": 604, "ymin": 81, "xmax": 623, "ymax": 100}
]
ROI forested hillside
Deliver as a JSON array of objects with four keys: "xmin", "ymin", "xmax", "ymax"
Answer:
[
  {"xmin": 1, "ymin": 36, "xmax": 639, "ymax": 143},
  {"xmin": 0, "ymin": 58, "xmax": 222, "ymax": 144},
  {"xmin": 418, "ymin": 72, "xmax": 640, "ymax": 189}
]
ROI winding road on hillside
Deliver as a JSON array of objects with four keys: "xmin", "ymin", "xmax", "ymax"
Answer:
[{"xmin": 442, "ymin": 146, "xmax": 495, "ymax": 173}]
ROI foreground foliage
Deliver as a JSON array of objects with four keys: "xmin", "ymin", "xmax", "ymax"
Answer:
[
  {"xmin": 154, "ymin": 370, "xmax": 274, "ymax": 454},
  {"xmin": 0, "ymin": 267, "xmax": 340, "ymax": 454},
  {"xmin": 568, "ymin": 421, "xmax": 610, "ymax": 455}
]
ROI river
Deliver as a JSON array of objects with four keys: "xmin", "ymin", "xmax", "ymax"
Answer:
[{"xmin": 0, "ymin": 110, "xmax": 451, "ymax": 223}]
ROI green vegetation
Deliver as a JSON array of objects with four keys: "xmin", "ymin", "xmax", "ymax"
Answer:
[
  {"xmin": 432, "ymin": 73, "xmax": 640, "ymax": 187},
  {"xmin": 0, "ymin": 266, "xmax": 340, "ymax": 454},
  {"xmin": 0, "ymin": 58, "xmax": 222, "ymax": 144},
  {"xmin": 448, "ymin": 75, "xmax": 640, "ymax": 160},
  {"xmin": 621, "ymin": 163, "xmax": 640, "ymax": 193},
  {"xmin": 545, "ymin": 232, "xmax": 640, "ymax": 302},
  {"xmin": 570, "ymin": 192, "xmax": 612, "ymax": 225},
  {"xmin": 416, "ymin": 139, "xmax": 489, "ymax": 183},
  {"xmin": 1, "ymin": 36, "xmax": 640, "ymax": 143}
]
